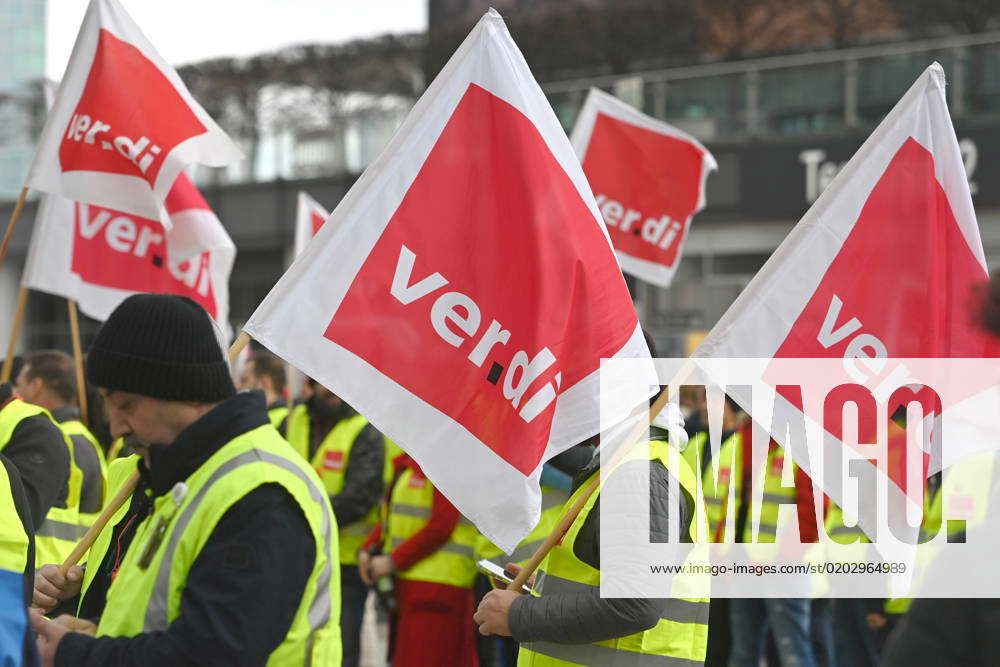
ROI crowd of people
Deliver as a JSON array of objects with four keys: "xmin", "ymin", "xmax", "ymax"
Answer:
[{"xmin": 1, "ymin": 289, "xmax": 997, "ymax": 666}]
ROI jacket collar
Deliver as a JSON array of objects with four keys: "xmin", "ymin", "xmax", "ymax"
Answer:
[
  {"xmin": 147, "ymin": 390, "xmax": 269, "ymax": 497},
  {"xmin": 51, "ymin": 406, "xmax": 80, "ymax": 423}
]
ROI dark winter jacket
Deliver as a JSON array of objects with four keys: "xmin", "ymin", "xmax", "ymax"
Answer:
[
  {"xmin": 301, "ymin": 397, "xmax": 385, "ymax": 528},
  {"xmin": 0, "ymin": 383, "xmax": 70, "ymax": 531},
  {"xmin": 509, "ymin": 428, "xmax": 694, "ymax": 644},
  {"xmin": 882, "ymin": 597, "xmax": 1000, "ymax": 667},
  {"xmin": 56, "ymin": 390, "xmax": 316, "ymax": 666}
]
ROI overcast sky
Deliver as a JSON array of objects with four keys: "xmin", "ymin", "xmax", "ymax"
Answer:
[{"xmin": 46, "ymin": 1, "xmax": 428, "ymax": 80}]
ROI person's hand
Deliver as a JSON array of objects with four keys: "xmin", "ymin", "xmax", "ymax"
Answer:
[
  {"xmin": 501, "ymin": 562, "xmax": 535, "ymax": 589},
  {"xmin": 30, "ymin": 609, "xmax": 71, "ymax": 667},
  {"xmin": 369, "ymin": 555, "xmax": 396, "ymax": 581},
  {"xmin": 865, "ymin": 612, "xmax": 888, "ymax": 630},
  {"xmin": 474, "ymin": 589, "xmax": 519, "ymax": 636},
  {"xmin": 51, "ymin": 615, "xmax": 97, "ymax": 636},
  {"xmin": 33, "ymin": 565, "xmax": 83, "ymax": 612},
  {"xmin": 357, "ymin": 550, "xmax": 373, "ymax": 585}
]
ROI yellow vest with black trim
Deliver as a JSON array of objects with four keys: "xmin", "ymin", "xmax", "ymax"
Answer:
[
  {"xmin": 58, "ymin": 420, "xmax": 107, "ymax": 533},
  {"xmin": 517, "ymin": 440, "xmax": 710, "ymax": 667},
  {"xmin": 78, "ymin": 455, "xmax": 140, "ymax": 611},
  {"xmin": 824, "ymin": 501, "xmax": 869, "ymax": 546},
  {"xmin": 882, "ymin": 470, "xmax": 980, "ymax": 616},
  {"xmin": 743, "ymin": 444, "xmax": 797, "ymax": 543},
  {"xmin": 0, "ymin": 399, "xmax": 83, "ymax": 567},
  {"xmin": 687, "ymin": 431, "xmax": 744, "ymax": 542},
  {"xmin": 475, "ymin": 483, "xmax": 569, "ymax": 569},
  {"xmin": 289, "ymin": 408, "xmax": 387, "ymax": 566},
  {"xmin": 0, "ymin": 459, "xmax": 29, "ymax": 577},
  {"xmin": 385, "ymin": 466, "xmax": 478, "ymax": 588},
  {"xmin": 95, "ymin": 425, "xmax": 342, "ymax": 666}
]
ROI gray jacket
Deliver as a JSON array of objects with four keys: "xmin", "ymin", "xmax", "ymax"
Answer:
[{"xmin": 509, "ymin": 430, "xmax": 693, "ymax": 643}]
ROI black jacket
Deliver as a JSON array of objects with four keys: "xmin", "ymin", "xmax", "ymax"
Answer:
[
  {"xmin": 509, "ymin": 429, "xmax": 693, "ymax": 644},
  {"xmin": 882, "ymin": 598, "xmax": 1000, "ymax": 667},
  {"xmin": 302, "ymin": 397, "xmax": 385, "ymax": 529},
  {"xmin": 56, "ymin": 391, "xmax": 317, "ymax": 666},
  {"xmin": 0, "ymin": 383, "xmax": 70, "ymax": 531}
]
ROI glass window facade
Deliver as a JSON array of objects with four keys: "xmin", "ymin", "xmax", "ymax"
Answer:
[{"xmin": 0, "ymin": 0, "xmax": 45, "ymax": 202}]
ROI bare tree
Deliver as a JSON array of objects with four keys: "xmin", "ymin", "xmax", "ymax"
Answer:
[{"xmin": 891, "ymin": 0, "xmax": 1000, "ymax": 34}]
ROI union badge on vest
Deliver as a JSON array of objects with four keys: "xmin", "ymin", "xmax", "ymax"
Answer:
[{"xmin": 323, "ymin": 450, "xmax": 345, "ymax": 472}]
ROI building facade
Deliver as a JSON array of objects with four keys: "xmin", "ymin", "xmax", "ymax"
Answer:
[{"xmin": 2, "ymin": 22, "xmax": 999, "ymax": 363}]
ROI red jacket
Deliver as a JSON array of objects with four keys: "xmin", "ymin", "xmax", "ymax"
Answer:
[{"xmin": 361, "ymin": 454, "xmax": 461, "ymax": 570}]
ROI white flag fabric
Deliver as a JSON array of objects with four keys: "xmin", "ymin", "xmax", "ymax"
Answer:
[
  {"xmin": 244, "ymin": 10, "xmax": 654, "ymax": 551},
  {"xmin": 27, "ymin": 0, "xmax": 242, "ymax": 226},
  {"xmin": 23, "ymin": 173, "xmax": 234, "ymax": 336},
  {"xmin": 695, "ymin": 63, "xmax": 998, "ymax": 543},
  {"xmin": 294, "ymin": 191, "xmax": 330, "ymax": 258},
  {"xmin": 570, "ymin": 88, "xmax": 716, "ymax": 288}
]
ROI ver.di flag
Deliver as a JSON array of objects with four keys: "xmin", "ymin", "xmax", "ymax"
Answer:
[
  {"xmin": 570, "ymin": 87, "xmax": 716, "ymax": 288},
  {"xmin": 243, "ymin": 10, "xmax": 654, "ymax": 551},
  {"xmin": 294, "ymin": 191, "xmax": 330, "ymax": 258},
  {"xmin": 695, "ymin": 63, "xmax": 999, "ymax": 545},
  {"xmin": 22, "ymin": 173, "xmax": 235, "ymax": 336},
  {"xmin": 26, "ymin": 0, "xmax": 242, "ymax": 226}
]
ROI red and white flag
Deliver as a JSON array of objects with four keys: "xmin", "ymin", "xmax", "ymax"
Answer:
[
  {"xmin": 243, "ymin": 10, "xmax": 654, "ymax": 551},
  {"xmin": 294, "ymin": 191, "xmax": 330, "ymax": 258},
  {"xmin": 26, "ymin": 0, "xmax": 242, "ymax": 226},
  {"xmin": 695, "ymin": 63, "xmax": 998, "ymax": 542},
  {"xmin": 22, "ymin": 173, "xmax": 235, "ymax": 336},
  {"xmin": 570, "ymin": 87, "xmax": 716, "ymax": 288}
]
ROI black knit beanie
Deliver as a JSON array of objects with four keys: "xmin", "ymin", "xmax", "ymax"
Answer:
[{"xmin": 87, "ymin": 294, "xmax": 236, "ymax": 403}]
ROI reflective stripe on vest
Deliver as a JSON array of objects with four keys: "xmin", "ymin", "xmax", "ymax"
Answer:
[
  {"xmin": 97, "ymin": 427, "xmax": 340, "ymax": 666},
  {"xmin": 385, "ymin": 466, "xmax": 477, "ymax": 587},
  {"xmin": 59, "ymin": 420, "xmax": 108, "ymax": 532},
  {"xmin": 522, "ymin": 641, "xmax": 704, "ymax": 667},
  {"xmin": 688, "ymin": 431, "xmax": 742, "ymax": 543},
  {"xmin": 824, "ymin": 503, "xmax": 869, "ymax": 545},
  {"xmin": 742, "ymin": 445, "xmax": 796, "ymax": 543},
  {"xmin": 142, "ymin": 449, "xmax": 334, "ymax": 639},
  {"xmin": 518, "ymin": 440, "xmax": 709, "ymax": 667},
  {"xmin": 536, "ymin": 570, "xmax": 710, "ymax": 625}
]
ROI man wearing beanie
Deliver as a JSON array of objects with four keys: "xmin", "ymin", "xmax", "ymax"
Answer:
[{"xmin": 29, "ymin": 294, "xmax": 341, "ymax": 666}]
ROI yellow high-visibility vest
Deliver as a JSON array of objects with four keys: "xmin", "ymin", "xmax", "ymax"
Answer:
[{"xmin": 96, "ymin": 425, "xmax": 341, "ymax": 665}]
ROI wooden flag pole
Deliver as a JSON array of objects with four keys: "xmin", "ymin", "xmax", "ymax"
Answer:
[
  {"xmin": 1, "ymin": 286, "xmax": 30, "ymax": 383},
  {"xmin": 229, "ymin": 332, "xmax": 251, "ymax": 365},
  {"xmin": 58, "ymin": 470, "xmax": 139, "ymax": 576},
  {"xmin": 507, "ymin": 360, "xmax": 696, "ymax": 592},
  {"xmin": 67, "ymin": 299, "xmax": 89, "ymax": 427},
  {"xmin": 0, "ymin": 187, "xmax": 30, "ymax": 271}
]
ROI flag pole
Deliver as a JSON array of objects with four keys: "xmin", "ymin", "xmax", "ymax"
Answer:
[
  {"xmin": 58, "ymin": 470, "xmax": 139, "ymax": 577},
  {"xmin": 1, "ymin": 286, "xmax": 30, "ymax": 383},
  {"xmin": 229, "ymin": 332, "xmax": 251, "ymax": 365},
  {"xmin": 67, "ymin": 299, "xmax": 89, "ymax": 427},
  {"xmin": 0, "ymin": 187, "xmax": 30, "ymax": 272},
  {"xmin": 507, "ymin": 372, "xmax": 689, "ymax": 591}
]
